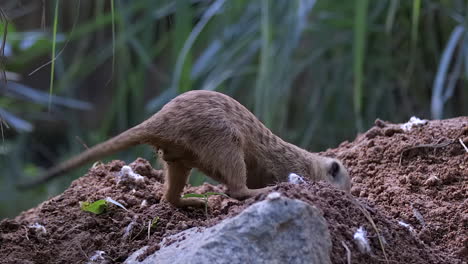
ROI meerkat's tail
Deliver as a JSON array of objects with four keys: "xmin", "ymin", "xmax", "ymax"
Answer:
[{"xmin": 17, "ymin": 124, "xmax": 150, "ymax": 189}]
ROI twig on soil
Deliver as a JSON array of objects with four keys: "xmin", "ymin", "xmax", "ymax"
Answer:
[
  {"xmin": 77, "ymin": 242, "xmax": 89, "ymax": 260},
  {"xmin": 131, "ymin": 223, "xmax": 146, "ymax": 241},
  {"xmin": 459, "ymin": 138, "xmax": 468, "ymax": 153},
  {"xmin": 399, "ymin": 140, "xmax": 453, "ymax": 166},
  {"xmin": 341, "ymin": 241, "xmax": 352, "ymax": 264},
  {"xmin": 59, "ymin": 224, "xmax": 82, "ymax": 240},
  {"xmin": 376, "ymin": 258, "xmax": 401, "ymax": 263},
  {"xmin": 399, "ymin": 130, "xmax": 468, "ymax": 165},
  {"xmin": 410, "ymin": 204, "xmax": 426, "ymax": 226},
  {"xmin": 351, "ymin": 197, "xmax": 389, "ymax": 264},
  {"xmin": 23, "ymin": 226, "xmax": 30, "ymax": 241},
  {"xmin": 147, "ymin": 220, "xmax": 151, "ymax": 240}
]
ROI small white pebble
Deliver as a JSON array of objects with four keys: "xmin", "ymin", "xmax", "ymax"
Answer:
[
  {"xmin": 88, "ymin": 250, "xmax": 106, "ymax": 263},
  {"xmin": 398, "ymin": 221, "xmax": 416, "ymax": 234},
  {"xmin": 266, "ymin": 192, "xmax": 282, "ymax": 200},
  {"xmin": 353, "ymin": 226, "xmax": 371, "ymax": 253},
  {"xmin": 140, "ymin": 199, "xmax": 148, "ymax": 208},
  {"xmin": 288, "ymin": 173, "xmax": 306, "ymax": 184},
  {"xmin": 424, "ymin": 175, "xmax": 440, "ymax": 186},
  {"xmin": 28, "ymin": 223, "xmax": 47, "ymax": 234},
  {"xmin": 400, "ymin": 116, "xmax": 428, "ymax": 132}
]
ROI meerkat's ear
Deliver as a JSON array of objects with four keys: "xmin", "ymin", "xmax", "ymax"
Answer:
[{"xmin": 328, "ymin": 161, "xmax": 340, "ymax": 178}]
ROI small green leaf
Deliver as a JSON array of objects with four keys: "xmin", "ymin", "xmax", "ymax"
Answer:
[
  {"xmin": 80, "ymin": 199, "xmax": 108, "ymax": 215},
  {"xmin": 151, "ymin": 216, "xmax": 160, "ymax": 229},
  {"xmin": 182, "ymin": 193, "xmax": 207, "ymax": 198},
  {"xmin": 204, "ymin": 192, "xmax": 230, "ymax": 198}
]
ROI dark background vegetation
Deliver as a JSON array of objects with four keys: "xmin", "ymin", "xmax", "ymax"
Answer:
[{"xmin": 0, "ymin": 0, "xmax": 467, "ymax": 218}]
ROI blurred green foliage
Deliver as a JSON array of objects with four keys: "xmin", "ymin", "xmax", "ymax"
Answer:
[{"xmin": 0, "ymin": 0, "xmax": 467, "ymax": 218}]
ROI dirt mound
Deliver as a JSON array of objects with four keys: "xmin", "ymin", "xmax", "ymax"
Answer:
[
  {"xmin": 1, "ymin": 117, "xmax": 466, "ymax": 264},
  {"xmin": 325, "ymin": 116, "xmax": 468, "ymax": 261}
]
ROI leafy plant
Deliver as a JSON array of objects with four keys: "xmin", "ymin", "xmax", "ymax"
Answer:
[
  {"xmin": 150, "ymin": 216, "xmax": 160, "ymax": 229},
  {"xmin": 80, "ymin": 199, "xmax": 107, "ymax": 215},
  {"xmin": 147, "ymin": 216, "xmax": 160, "ymax": 240},
  {"xmin": 79, "ymin": 197, "xmax": 128, "ymax": 215}
]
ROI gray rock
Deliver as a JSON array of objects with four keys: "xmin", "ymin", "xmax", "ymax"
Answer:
[{"xmin": 125, "ymin": 193, "xmax": 331, "ymax": 264}]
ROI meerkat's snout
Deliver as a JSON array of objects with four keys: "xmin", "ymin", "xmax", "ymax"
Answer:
[{"xmin": 326, "ymin": 159, "xmax": 351, "ymax": 192}]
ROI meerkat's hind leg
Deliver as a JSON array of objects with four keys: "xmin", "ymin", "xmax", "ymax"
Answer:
[{"xmin": 163, "ymin": 161, "xmax": 204, "ymax": 208}]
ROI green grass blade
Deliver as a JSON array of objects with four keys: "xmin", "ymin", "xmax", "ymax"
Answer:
[
  {"xmin": 107, "ymin": 0, "xmax": 115, "ymax": 87},
  {"xmin": 353, "ymin": 0, "xmax": 369, "ymax": 131},
  {"xmin": 173, "ymin": 0, "xmax": 193, "ymax": 93},
  {"xmin": 204, "ymin": 192, "xmax": 230, "ymax": 198},
  {"xmin": 411, "ymin": 0, "xmax": 421, "ymax": 46},
  {"xmin": 431, "ymin": 25, "xmax": 465, "ymax": 119},
  {"xmin": 385, "ymin": 0, "xmax": 399, "ymax": 33},
  {"xmin": 48, "ymin": 0, "xmax": 59, "ymax": 111},
  {"xmin": 171, "ymin": 0, "xmax": 226, "ymax": 92},
  {"xmin": 255, "ymin": 0, "xmax": 272, "ymax": 126},
  {"xmin": 182, "ymin": 193, "xmax": 206, "ymax": 198},
  {"xmin": 464, "ymin": 35, "xmax": 468, "ymax": 79},
  {"xmin": 0, "ymin": 8, "xmax": 8, "ymax": 87},
  {"xmin": 29, "ymin": 0, "xmax": 81, "ymax": 76},
  {"xmin": 0, "ymin": 9, "xmax": 8, "ymax": 142}
]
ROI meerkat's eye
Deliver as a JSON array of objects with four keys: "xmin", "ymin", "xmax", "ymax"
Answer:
[{"xmin": 329, "ymin": 161, "xmax": 340, "ymax": 178}]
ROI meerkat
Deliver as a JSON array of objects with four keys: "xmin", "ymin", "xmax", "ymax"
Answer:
[{"xmin": 19, "ymin": 90, "xmax": 351, "ymax": 207}]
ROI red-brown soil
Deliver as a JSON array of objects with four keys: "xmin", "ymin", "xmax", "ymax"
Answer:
[
  {"xmin": 0, "ymin": 117, "xmax": 466, "ymax": 264},
  {"xmin": 325, "ymin": 116, "xmax": 467, "ymax": 262}
]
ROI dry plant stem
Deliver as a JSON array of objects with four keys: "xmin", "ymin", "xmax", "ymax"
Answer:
[
  {"xmin": 341, "ymin": 241, "xmax": 352, "ymax": 264},
  {"xmin": 351, "ymin": 196, "xmax": 389, "ymax": 264},
  {"xmin": 399, "ymin": 129, "xmax": 468, "ymax": 165},
  {"xmin": 411, "ymin": 204, "xmax": 426, "ymax": 226},
  {"xmin": 60, "ymin": 224, "xmax": 82, "ymax": 240},
  {"xmin": 399, "ymin": 141, "xmax": 453, "ymax": 165},
  {"xmin": 77, "ymin": 242, "xmax": 89, "ymax": 259},
  {"xmin": 131, "ymin": 224, "xmax": 146, "ymax": 241},
  {"xmin": 204, "ymin": 198, "xmax": 208, "ymax": 218},
  {"xmin": 376, "ymin": 258, "xmax": 401, "ymax": 263},
  {"xmin": 459, "ymin": 138, "xmax": 468, "ymax": 153},
  {"xmin": 23, "ymin": 226, "xmax": 30, "ymax": 241},
  {"xmin": 29, "ymin": 0, "xmax": 82, "ymax": 76},
  {"xmin": 147, "ymin": 220, "xmax": 151, "ymax": 240}
]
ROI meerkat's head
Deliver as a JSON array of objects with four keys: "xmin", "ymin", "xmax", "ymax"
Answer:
[{"xmin": 322, "ymin": 158, "xmax": 351, "ymax": 192}]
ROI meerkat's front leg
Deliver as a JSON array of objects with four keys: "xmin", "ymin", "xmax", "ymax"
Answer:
[{"xmin": 212, "ymin": 150, "xmax": 272, "ymax": 200}]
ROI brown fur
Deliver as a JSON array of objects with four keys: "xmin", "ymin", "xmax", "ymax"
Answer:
[{"xmin": 19, "ymin": 90, "xmax": 351, "ymax": 207}]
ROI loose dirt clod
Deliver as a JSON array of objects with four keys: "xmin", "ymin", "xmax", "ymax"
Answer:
[{"xmin": 1, "ymin": 117, "xmax": 466, "ymax": 264}]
